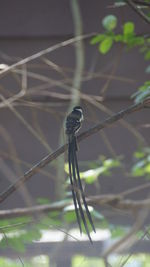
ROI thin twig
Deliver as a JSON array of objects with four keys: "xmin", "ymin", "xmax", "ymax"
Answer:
[
  {"xmin": 126, "ymin": 0, "xmax": 150, "ymax": 24},
  {"xmin": 1, "ymin": 193, "xmax": 150, "ymax": 219},
  {"xmin": 133, "ymin": 0, "xmax": 150, "ymax": 7},
  {"xmin": 0, "ymin": 33, "xmax": 95, "ymax": 79}
]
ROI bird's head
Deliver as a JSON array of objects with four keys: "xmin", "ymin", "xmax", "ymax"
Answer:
[{"xmin": 73, "ymin": 106, "xmax": 83, "ymax": 113}]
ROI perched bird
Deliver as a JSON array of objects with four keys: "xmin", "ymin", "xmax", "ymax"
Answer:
[{"xmin": 65, "ymin": 106, "xmax": 96, "ymax": 243}]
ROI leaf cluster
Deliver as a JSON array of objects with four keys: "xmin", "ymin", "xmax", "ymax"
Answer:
[
  {"xmin": 132, "ymin": 148, "xmax": 150, "ymax": 178},
  {"xmin": 131, "ymin": 81, "xmax": 150, "ymax": 103},
  {"xmin": 91, "ymin": 15, "xmax": 150, "ymax": 58}
]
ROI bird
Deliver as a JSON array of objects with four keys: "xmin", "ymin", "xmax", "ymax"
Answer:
[{"xmin": 65, "ymin": 106, "xmax": 96, "ymax": 243}]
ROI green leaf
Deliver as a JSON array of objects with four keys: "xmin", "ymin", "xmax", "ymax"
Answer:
[
  {"xmin": 144, "ymin": 81, "xmax": 150, "ymax": 86},
  {"xmin": 145, "ymin": 50, "xmax": 150, "ymax": 60},
  {"xmin": 134, "ymin": 90, "xmax": 150, "ymax": 103},
  {"xmin": 80, "ymin": 158, "xmax": 120, "ymax": 183},
  {"xmin": 131, "ymin": 148, "xmax": 150, "ymax": 178},
  {"xmin": 134, "ymin": 151, "xmax": 145, "ymax": 159},
  {"xmin": 103, "ymin": 158, "xmax": 120, "ymax": 168},
  {"xmin": 64, "ymin": 162, "xmax": 69, "ymax": 174},
  {"xmin": 99, "ymin": 37, "xmax": 113, "ymax": 54},
  {"xmin": 0, "ymin": 234, "xmax": 26, "ymax": 253},
  {"xmin": 145, "ymin": 163, "xmax": 150, "ymax": 174},
  {"xmin": 131, "ymin": 81, "xmax": 150, "ymax": 103},
  {"xmin": 102, "ymin": 15, "xmax": 117, "ymax": 31},
  {"xmin": 132, "ymin": 36, "xmax": 144, "ymax": 46},
  {"xmin": 114, "ymin": 34, "xmax": 124, "ymax": 42},
  {"xmin": 8, "ymin": 237, "xmax": 26, "ymax": 253},
  {"xmin": 41, "ymin": 215, "xmax": 61, "ymax": 227},
  {"xmin": 0, "ymin": 217, "xmax": 31, "ymax": 231},
  {"xmin": 123, "ymin": 22, "xmax": 135, "ymax": 36},
  {"xmin": 80, "ymin": 168, "xmax": 103, "ymax": 183},
  {"xmin": 90, "ymin": 34, "xmax": 106, "ymax": 45},
  {"xmin": 63, "ymin": 210, "xmax": 76, "ymax": 223},
  {"xmin": 132, "ymin": 160, "xmax": 146, "ymax": 176}
]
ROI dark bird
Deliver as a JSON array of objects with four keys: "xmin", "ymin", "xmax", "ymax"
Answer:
[{"xmin": 65, "ymin": 106, "xmax": 96, "ymax": 243}]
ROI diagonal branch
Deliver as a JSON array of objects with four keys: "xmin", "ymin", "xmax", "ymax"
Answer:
[
  {"xmin": 133, "ymin": 0, "xmax": 150, "ymax": 7},
  {"xmin": 0, "ymin": 99, "xmax": 149, "ymax": 204},
  {"xmin": 126, "ymin": 0, "xmax": 150, "ymax": 24},
  {"xmin": 0, "ymin": 33, "xmax": 95, "ymax": 79}
]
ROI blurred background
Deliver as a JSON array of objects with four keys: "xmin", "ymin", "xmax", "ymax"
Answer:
[{"xmin": 0, "ymin": 0, "xmax": 150, "ymax": 266}]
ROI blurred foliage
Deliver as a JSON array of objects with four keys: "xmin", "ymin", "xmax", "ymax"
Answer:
[
  {"xmin": 65, "ymin": 157, "xmax": 121, "ymax": 184},
  {"xmin": 72, "ymin": 254, "xmax": 150, "ymax": 267},
  {"xmin": 0, "ymin": 222, "xmax": 41, "ymax": 253},
  {"xmin": 72, "ymin": 255, "xmax": 105, "ymax": 267},
  {"xmin": 131, "ymin": 81, "xmax": 150, "ymax": 103},
  {"xmin": 0, "ymin": 211, "xmax": 61, "ymax": 253},
  {"xmin": 131, "ymin": 147, "xmax": 150, "ymax": 178},
  {"xmin": 102, "ymin": 14, "xmax": 118, "ymax": 31},
  {"xmin": 91, "ymin": 14, "xmax": 150, "ymax": 105},
  {"xmin": 0, "ymin": 256, "xmax": 49, "ymax": 267},
  {"xmin": 91, "ymin": 15, "xmax": 150, "ymax": 62},
  {"xmin": 1, "ymin": 145, "xmax": 150, "ymax": 254}
]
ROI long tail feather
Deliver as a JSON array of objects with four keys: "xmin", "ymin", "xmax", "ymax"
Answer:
[
  {"xmin": 68, "ymin": 138, "xmax": 82, "ymax": 234},
  {"xmin": 72, "ymin": 137, "xmax": 96, "ymax": 233},
  {"xmin": 70, "ymin": 140, "xmax": 93, "ymax": 243}
]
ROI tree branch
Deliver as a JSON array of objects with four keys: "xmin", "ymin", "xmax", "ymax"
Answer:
[
  {"xmin": 0, "ymin": 99, "xmax": 149, "ymax": 204},
  {"xmin": 126, "ymin": 0, "xmax": 150, "ymax": 24},
  {"xmin": 133, "ymin": 0, "xmax": 150, "ymax": 7},
  {"xmin": 0, "ymin": 33, "xmax": 95, "ymax": 79},
  {"xmin": 1, "ymin": 193, "xmax": 150, "ymax": 219}
]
